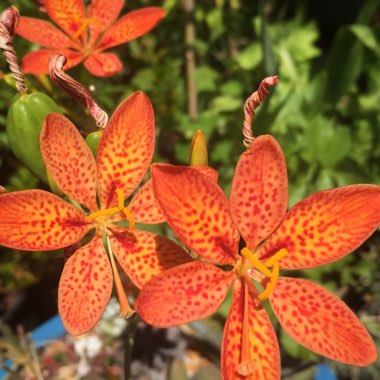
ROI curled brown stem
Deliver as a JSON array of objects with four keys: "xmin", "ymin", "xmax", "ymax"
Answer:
[
  {"xmin": 49, "ymin": 54, "xmax": 108, "ymax": 129},
  {"xmin": 0, "ymin": 6, "xmax": 27, "ymax": 94},
  {"xmin": 243, "ymin": 75, "xmax": 278, "ymax": 147}
]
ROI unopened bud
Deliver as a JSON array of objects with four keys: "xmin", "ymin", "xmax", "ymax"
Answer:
[{"xmin": 189, "ymin": 130, "xmax": 208, "ymax": 166}]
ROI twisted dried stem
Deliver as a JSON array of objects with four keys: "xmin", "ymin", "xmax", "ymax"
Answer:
[
  {"xmin": 49, "ymin": 54, "xmax": 108, "ymax": 129},
  {"xmin": 0, "ymin": 6, "xmax": 27, "ymax": 94},
  {"xmin": 243, "ymin": 76, "xmax": 278, "ymax": 147}
]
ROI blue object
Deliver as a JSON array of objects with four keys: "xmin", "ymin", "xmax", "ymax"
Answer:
[
  {"xmin": 0, "ymin": 314, "xmax": 66, "ymax": 378},
  {"xmin": 314, "ymin": 363, "xmax": 337, "ymax": 380}
]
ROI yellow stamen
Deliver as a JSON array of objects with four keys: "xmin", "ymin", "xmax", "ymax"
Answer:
[
  {"xmin": 241, "ymin": 247, "xmax": 288, "ymax": 300},
  {"xmin": 107, "ymin": 236, "xmax": 135, "ymax": 318},
  {"xmin": 71, "ymin": 18, "xmax": 103, "ymax": 40},
  {"xmin": 265, "ymin": 248, "xmax": 288, "ymax": 267},
  {"xmin": 258, "ymin": 262, "xmax": 279, "ymax": 301},
  {"xmin": 122, "ymin": 207, "xmax": 135, "ymax": 232},
  {"xmin": 88, "ymin": 206, "xmax": 119, "ymax": 220},
  {"xmin": 87, "ymin": 189, "xmax": 135, "ymax": 231},
  {"xmin": 241, "ymin": 247, "xmax": 272, "ymax": 277}
]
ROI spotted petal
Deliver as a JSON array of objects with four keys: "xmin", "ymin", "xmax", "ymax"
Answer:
[
  {"xmin": 151, "ymin": 164, "xmax": 240, "ymax": 265},
  {"xmin": 270, "ymin": 277, "xmax": 377, "ymax": 365},
  {"xmin": 97, "ymin": 91, "xmax": 155, "ymax": 208},
  {"xmin": 84, "ymin": 52, "xmax": 123, "ymax": 77},
  {"xmin": 136, "ymin": 261, "xmax": 235, "ymax": 327},
  {"xmin": 0, "ymin": 190, "xmax": 91, "ymax": 251},
  {"xmin": 230, "ymin": 135, "xmax": 288, "ymax": 249},
  {"xmin": 22, "ymin": 49, "xmax": 83, "ymax": 75},
  {"xmin": 109, "ymin": 227, "xmax": 191, "ymax": 288},
  {"xmin": 258, "ymin": 185, "xmax": 380, "ymax": 269},
  {"xmin": 222, "ymin": 279, "xmax": 280, "ymax": 380},
  {"xmin": 44, "ymin": 0, "xmax": 86, "ymax": 36},
  {"xmin": 129, "ymin": 179, "xmax": 166, "ymax": 224},
  {"xmin": 17, "ymin": 17, "xmax": 75, "ymax": 49},
  {"xmin": 98, "ymin": 7, "xmax": 165, "ymax": 49},
  {"xmin": 40, "ymin": 113, "xmax": 98, "ymax": 212},
  {"xmin": 58, "ymin": 238, "xmax": 113, "ymax": 336},
  {"xmin": 88, "ymin": 0, "xmax": 124, "ymax": 45}
]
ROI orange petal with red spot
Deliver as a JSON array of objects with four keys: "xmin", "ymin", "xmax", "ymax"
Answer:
[
  {"xmin": 84, "ymin": 52, "xmax": 123, "ymax": 77},
  {"xmin": 230, "ymin": 135, "xmax": 288, "ymax": 249},
  {"xmin": 258, "ymin": 185, "xmax": 380, "ymax": 269},
  {"xmin": 58, "ymin": 238, "xmax": 113, "ymax": 336},
  {"xmin": 22, "ymin": 49, "xmax": 83, "ymax": 75},
  {"xmin": 0, "ymin": 190, "xmax": 91, "ymax": 251},
  {"xmin": 44, "ymin": 0, "xmax": 86, "ymax": 36},
  {"xmin": 88, "ymin": 0, "xmax": 124, "ymax": 45},
  {"xmin": 97, "ymin": 91, "xmax": 155, "ymax": 208},
  {"xmin": 109, "ymin": 227, "xmax": 192, "ymax": 288},
  {"xmin": 151, "ymin": 164, "xmax": 240, "ymax": 265},
  {"xmin": 98, "ymin": 7, "xmax": 165, "ymax": 49},
  {"xmin": 129, "ymin": 166, "xmax": 217, "ymax": 225},
  {"xmin": 193, "ymin": 165, "xmax": 219, "ymax": 182},
  {"xmin": 222, "ymin": 279, "xmax": 280, "ymax": 380},
  {"xmin": 40, "ymin": 113, "xmax": 98, "ymax": 212},
  {"xmin": 270, "ymin": 277, "xmax": 377, "ymax": 365},
  {"xmin": 17, "ymin": 17, "xmax": 75, "ymax": 49},
  {"xmin": 129, "ymin": 179, "xmax": 165, "ymax": 224},
  {"xmin": 136, "ymin": 261, "xmax": 235, "ymax": 327}
]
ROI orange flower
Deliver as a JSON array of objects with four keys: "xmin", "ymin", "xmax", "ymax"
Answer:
[
  {"xmin": 136, "ymin": 135, "xmax": 380, "ymax": 379},
  {"xmin": 16, "ymin": 0, "xmax": 165, "ymax": 77},
  {"xmin": 0, "ymin": 92, "xmax": 190, "ymax": 336}
]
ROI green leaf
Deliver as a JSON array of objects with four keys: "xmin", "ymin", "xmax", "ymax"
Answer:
[
  {"xmin": 325, "ymin": 28, "xmax": 364, "ymax": 104},
  {"xmin": 301, "ymin": 116, "xmax": 352, "ymax": 168},
  {"xmin": 235, "ymin": 42, "xmax": 262, "ymax": 70},
  {"xmin": 194, "ymin": 66, "xmax": 219, "ymax": 93},
  {"xmin": 349, "ymin": 25, "xmax": 379, "ymax": 53}
]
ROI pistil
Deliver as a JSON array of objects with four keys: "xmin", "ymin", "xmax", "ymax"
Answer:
[
  {"xmin": 241, "ymin": 247, "xmax": 288, "ymax": 300},
  {"xmin": 106, "ymin": 235, "xmax": 135, "ymax": 318}
]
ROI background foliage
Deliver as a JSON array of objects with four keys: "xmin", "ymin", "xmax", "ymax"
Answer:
[{"xmin": 0, "ymin": 0, "xmax": 380, "ymax": 379}]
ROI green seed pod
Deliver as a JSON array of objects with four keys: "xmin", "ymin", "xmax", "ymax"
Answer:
[
  {"xmin": 6, "ymin": 92, "xmax": 62, "ymax": 182},
  {"xmin": 85, "ymin": 130, "xmax": 103, "ymax": 157}
]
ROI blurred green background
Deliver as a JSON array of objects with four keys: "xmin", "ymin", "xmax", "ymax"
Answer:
[{"xmin": 0, "ymin": 0, "xmax": 379, "ymax": 379}]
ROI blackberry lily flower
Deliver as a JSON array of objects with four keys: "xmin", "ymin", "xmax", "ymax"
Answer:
[
  {"xmin": 136, "ymin": 135, "xmax": 380, "ymax": 379},
  {"xmin": 16, "ymin": 0, "xmax": 165, "ymax": 76},
  {"xmin": 0, "ymin": 92, "xmax": 190, "ymax": 336}
]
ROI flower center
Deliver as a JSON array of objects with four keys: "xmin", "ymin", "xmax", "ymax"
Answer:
[
  {"xmin": 71, "ymin": 17, "xmax": 103, "ymax": 41},
  {"xmin": 88, "ymin": 189, "xmax": 135, "ymax": 232},
  {"xmin": 241, "ymin": 247, "xmax": 288, "ymax": 301}
]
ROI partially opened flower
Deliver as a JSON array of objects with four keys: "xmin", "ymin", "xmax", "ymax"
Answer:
[
  {"xmin": 16, "ymin": 0, "xmax": 165, "ymax": 76},
  {"xmin": 0, "ymin": 91, "xmax": 190, "ymax": 336},
  {"xmin": 136, "ymin": 134, "xmax": 380, "ymax": 379}
]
